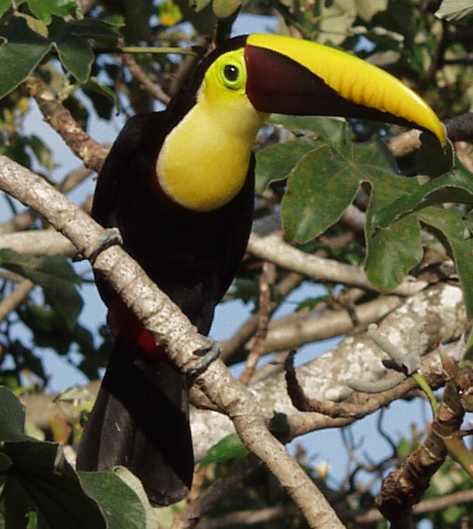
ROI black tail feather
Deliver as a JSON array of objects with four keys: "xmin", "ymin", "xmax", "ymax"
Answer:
[{"xmin": 77, "ymin": 338, "xmax": 194, "ymax": 506}]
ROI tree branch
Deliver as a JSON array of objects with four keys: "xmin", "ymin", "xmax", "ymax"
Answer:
[
  {"xmin": 248, "ymin": 232, "xmax": 428, "ymax": 297},
  {"xmin": 26, "ymin": 76, "xmax": 108, "ymax": 172},
  {"xmin": 0, "ymin": 279, "xmax": 34, "ymax": 323}
]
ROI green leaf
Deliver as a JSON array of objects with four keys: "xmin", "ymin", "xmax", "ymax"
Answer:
[
  {"xmin": 26, "ymin": 0, "xmax": 78, "ymax": 25},
  {"xmin": 435, "ymin": 0, "xmax": 473, "ymax": 21},
  {"xmin": 417, "ymin": 131, "xmax": 454, "ymax": 178},
  {"xmin": 54, "ymin": 33, "xmax": 93, "ymax": 83},
  {"xmin": 0, "ymin": 17, "xmax": 52, "ymax": 99},
  {"xmin": 199, "ymin": 433, "xmax": 249, "ymax": 467},
  {"xmin": 0, "ymin": 250, "xmax": 83, "ymax": 330},
  {"xmin": 212, "ymin": 0, "xmax": 241, "ymax": 18},
  {"xmin": 418, "ymin": 207, "xmax": 473, "ymax": 318},
  {"xmin": 278, "ymin": 123, "xmax": 412, "ymax": 243},
  {"xmin": 365, "ymin": 215, "xmax": 423, "ymax": 291},
  {"xmin": 67, "ymin": 18, "xmax": 122, "ymax": 42},
  {"xmin": 0, "ymin": 386, "xmax": 27, "ymax": 442},
  {"xmin": 282, "ymin": 144, "xmax": 359, "ymax": 242},
  {"xmin": 191, "ymin": 0, "xmax": 212, "ymax": 12},
  {"xmin": 255, "ymin": 137, "xmax": 316, "ymax": 193},
  {"xmin": 1, "ymin": 469, "xmax": 31, "ymax": 529},
  {"xmin": 270, "ymin": 412, "xmax": 290, "ymax": 433},
  {"xmin": 27, "ymin": 135, "xmax": 56, "ymax": 171},
  {"xmin": 80, "ymin": 469, "xmax": 152, "ymax": 529},
  {"xmin": 82, "ymin": 77, "xmax": 119, "ymax": 119},
  {"xmin": 269, "ymin": 115, "xmax": 351, "ymax": 148},
  {"xmin": 0, "ymin": 452, "xmax": 13, "ymax": 472},
  {"xmin": 372, "ymin": 159, "xmax": 473, "ymax": 230},
  {"xmin": 0, "ymin": 0, "xmax": 11, "ymax": 19},
  {"xmin": 4, "ymin": 442, "xmax": 106, "ymax": 529}
]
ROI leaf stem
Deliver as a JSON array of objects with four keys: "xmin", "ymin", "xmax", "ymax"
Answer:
[
  {"xmin": 93, "ymin": 46, "xmax": 197, "ymax": 56},
  {"xmin": 412, "ymin": 372, "xmax": 438, "ymax": 413}
]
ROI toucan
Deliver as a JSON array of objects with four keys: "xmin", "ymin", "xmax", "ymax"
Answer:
[{"xmin": 77, "ymin": 34, "xmax": 445, "ymax": 506}]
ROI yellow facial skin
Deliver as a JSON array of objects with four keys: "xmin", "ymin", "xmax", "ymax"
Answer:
[{"xmin": 157, "ymin": 48, "xmax": 267, "ymax": 212}]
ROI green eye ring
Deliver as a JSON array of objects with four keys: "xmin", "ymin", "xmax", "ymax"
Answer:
[{"xmin": 221, "ymin": 60, "xmax": 245, "ymax": 90}]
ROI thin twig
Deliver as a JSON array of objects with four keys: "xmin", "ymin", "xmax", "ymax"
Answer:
[
  {"xmin": 121, "ymin": 53, "xmax": 171, "ymax": 105},
  {"xmin": 0, "ymin": 279, "xmax": 35, "ymax": 323},
  {"xmin": 172, "ymin": 456, "xmax": 258, "ymax": 529},
  {"xmin": 221, "ymin": 272, "xmax": 304, "ymax": 363},
  {"xmin": 239, "ymin": 263, "xmax": 274, "ymax": 385}
]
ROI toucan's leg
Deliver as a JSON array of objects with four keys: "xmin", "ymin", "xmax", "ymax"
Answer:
[
  {"xmin": 187, "ymin": 336, "xmax": 222, "ymax": 382},
  {"xmin": 89, "ymin": 227, "xmax": 123, "ymax": 263}
]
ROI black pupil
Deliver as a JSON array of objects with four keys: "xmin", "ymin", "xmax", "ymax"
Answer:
[{"xmin": 224, "ymin": 64, "xmax": 239, "ymax": 82}]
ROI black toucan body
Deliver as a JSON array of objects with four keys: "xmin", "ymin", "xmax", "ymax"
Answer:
[{"xmin": 77, "ymin": 34, "xmax": 445, "ymax": 506}]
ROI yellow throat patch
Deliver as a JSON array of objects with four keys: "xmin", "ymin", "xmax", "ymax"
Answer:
[{"xmin": 157, "ymin": 48, "xmax": 267, "ymax": 212}]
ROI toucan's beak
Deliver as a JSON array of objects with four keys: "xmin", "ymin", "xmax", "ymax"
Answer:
[{"xmin": 244, "ymin": 34, "xmax": 446, "ymax": 145}]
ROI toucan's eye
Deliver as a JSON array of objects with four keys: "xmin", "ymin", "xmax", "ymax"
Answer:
[
  {"xmin": 224, "ymin": 64, "xmax": 239, "ymax": 82},
  {"xmin": 221, "ymin": 61, "xmax": 244, "ymax": 89}
]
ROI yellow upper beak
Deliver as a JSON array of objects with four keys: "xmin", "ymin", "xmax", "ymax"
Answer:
[{"xmin": 244, "ymin": 34, "xmax": 445, "ymax": 146}]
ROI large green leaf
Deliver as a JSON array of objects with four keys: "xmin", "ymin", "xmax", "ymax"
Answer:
[
  {"xmin": 0, "ymin": 388, "xmax": 106, "ymax": 528},
  {"xmin": 80, "ymin": 469, "xmax": 152, "ymax": 529},
  {"xmin": 418, "ymin": 207, "xmax": 473, "ymax": 317},
  {"xmin": 0, "ymin": 16, "xmax": 121, "ymax": 98},
  {"xmin": 281, "ymin": 144, "xmax": 360, "ymax": 242},
  {"xmin": 372, "ymin": 159, "xmax": 473, "ymax": 230},
  {"xmin": 269, "ymin": 115, "xmax": 470, "ymax": 295},
  {"xmin": 1, "ymin": 469, "xmax": 30, "ymax": 529},
  {"xmin": 363, "ymin": 153, "xmax": 473, "ymax": 292},
  {"xmin": 55, "ymin": 33, "xmax": 93, "ymax": 83},
  {"xmin": 3, "ymin": 442, "xmax": 106, "ymax": 529},
  {"xmin": 26, "ymin": 0, "xmax": 78, "ymax": 24},
  {"xmin": 269, "ymin": 115, "xmax": 352, "ymax": 147},
  {"xmin": 365, "ymin": 215, "xmax": 423, "ymax": 291},
  {"xmin": 0, "ymin": 249, "xmax": 83, "ymax": 330},
  {"xmin": 435, "ymin": 0, "xmax": 473, "ymax": 21},
  {"xmin": 0, "ymin": 0, "xmax": 10, "ymax": 18},
  {"xmin": 0, "ymin": 17, "xmax": 51, "ymax": 99},
  {"xmin": 54, "ymin": 19, "xmax": 121, "ymax": 82},
  {"xmin": 255, "ymin": 137, "xmax": 317, "ymax": 193},
  {"xmin": 66, "ymin": 18, "xmax": 123, "ymax": 41},
  {"xmin": 0, "ymin": 387, "xmax": 27, "ymax": 443},
  {"xmin": 281, "ymin": 137, "xmax": 407, "ymax": 243}
]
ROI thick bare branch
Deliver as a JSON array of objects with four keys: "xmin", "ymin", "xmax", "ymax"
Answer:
[
  {"xmin": 263, "ymin": 295, "xmax": 402, "ymax": 353},
  {"xmin": 248, "ymin": 232, "xmax": 427, "ymax": 297},
  {"xmin": 191, "ymin": 282, "xmax": 466, "ymax": 456},
  {"xmin": 0, "ymin": 230, "xmax": 76, "ymax": 256}
]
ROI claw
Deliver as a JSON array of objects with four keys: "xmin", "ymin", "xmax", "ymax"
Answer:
[
  {"xmin": 89, "ymin": 227, "xmax": 123, "ymax": 264},
  {"xmin": 187, "ymin": 335, "xmax": 221, "ymax": 383}
]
